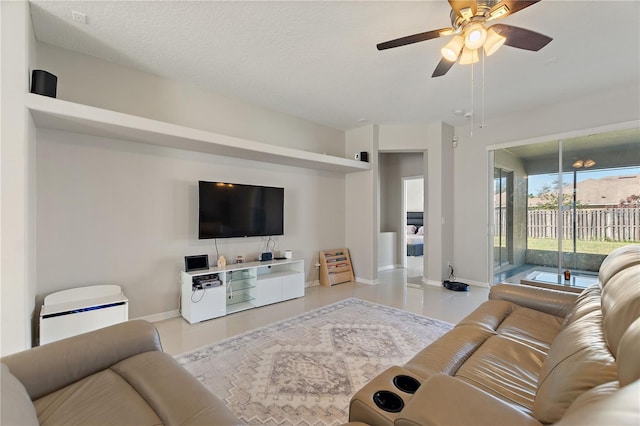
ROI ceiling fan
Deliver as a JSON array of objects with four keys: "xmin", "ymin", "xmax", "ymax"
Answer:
[{"xmin": 377, "ymin": 0, "xmax": 553, "ymax": 77}]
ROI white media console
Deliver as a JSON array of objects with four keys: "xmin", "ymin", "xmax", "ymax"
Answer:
[{"xmin": 180, "ymin": 259, "xmax": 305, "ymax": 323}]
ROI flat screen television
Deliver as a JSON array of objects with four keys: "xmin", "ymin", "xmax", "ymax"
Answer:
[{"xmin": 199, "ymin": 181, "xmax": 284, "ymax": 239}]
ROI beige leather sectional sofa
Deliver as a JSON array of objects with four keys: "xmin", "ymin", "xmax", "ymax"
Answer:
[
  {"xmin": 1, "ymin": 319, "xmax": 240, "ymax": 425},
  {"xmin": 349, "ymin": 244, "xmax": 640, "ymax": 425},
  {"xmin": 2, "ymin": 245, "xmax": 638, "ymax": 426}
]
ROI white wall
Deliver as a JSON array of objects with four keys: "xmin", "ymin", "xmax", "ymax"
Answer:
[
  {"xmin": 378, "ymin": 123, "xmax": 454, "ymax": 286},
  {"xmin": 1, "ymin": 0, "xmax": 37, "ymax": 356},
  {"xmin": 378, "ymin": 232, "xmax": 397, "ymax": 270},
  {"xmin": 345, "ymin": 124, "xmax": 378, "ymax": 283},
  {"xmin": 452, "ymin": 84, "xmax": 640, "ymax": 286},
  {"xmin": 1, "ymin": 26, "xmax": 351, "ymax": 351},
  {"xmin": 440, "ymin": 123, "xmax": 455, "ymax": 283},
  {"xmin": 378, "ymin": 153, "xmax": 423, "ymax": 230},
  {"xmin": 405, "ymin": 178, "xmax": 424, "ymax": 212},
  {"xmin": 36, "ymin": 42, "xmax": 345, "ymax": 156},
  {"xmin": 36, "ymin": 129, "xmax": 347, "ymax": 319}
]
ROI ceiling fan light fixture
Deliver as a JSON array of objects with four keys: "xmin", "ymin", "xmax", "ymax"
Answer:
[
  {"xmin": 483, "ymin": 27, "xmax": 506, "ymax": 56},
  {"xmin": 464, "ymin": 23, "xmax": 487, "ymax": 49},
  {"xmin": 441, "ymin": 36, "xmax": 464, "ymax": 62},
  {"xmin": 488, "ymin": 5, "xmax": 510, "ymax": 20},
  {"xmin": 374, "ymin": 0, "xmax": 549, "ymax": 78},
  {"xmin": 460, "ymin": 7, "xmax": 474, "ymax": 20},
  {"xmin": 459, "ymin": 47, "xmax": 479, "ymax": 65}
]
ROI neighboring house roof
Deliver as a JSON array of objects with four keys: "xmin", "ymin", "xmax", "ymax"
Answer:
[{"xmin": 525, "ymin": 175, "xmax": 640, "ymax": 207}]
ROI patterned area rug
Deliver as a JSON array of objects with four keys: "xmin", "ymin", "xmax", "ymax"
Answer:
[{"xmin": 175, "ymin": 298, "xmax": 453, "ymax": 425}]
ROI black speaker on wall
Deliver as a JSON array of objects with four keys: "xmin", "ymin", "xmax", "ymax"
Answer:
[
  {"xmin": 355, "ymin": 151, "xmax": 369, "ymax": 162},
  {"xmin": 30, "ymin": 70, "xmax": 57, "ymax": 98}
]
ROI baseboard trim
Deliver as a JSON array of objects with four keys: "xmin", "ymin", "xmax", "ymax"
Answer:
[
  {"xmin": 355, "ymin": 276, "xmax": 378, "ymax": 285},
  {"xmin": 378, "ymin": 264, "xmax": 397, "ymax": 272},
  {"xmin": 139, "ymin": 310, "xmax": 180, "ymax": 323},
  {"xmin": 461, "ymin": 278, "xmax": 490, "ymax": 288},
  {"xmin": 306, "ymin": 280, "xmax": 320, "ymax": 287},
  {"xmin": 424, "ymin": 279, "xmax": 441, "ymax": 287},
  {"xmin": 425, "ymin": 278, "xmax": 489, "ymax": 288}
]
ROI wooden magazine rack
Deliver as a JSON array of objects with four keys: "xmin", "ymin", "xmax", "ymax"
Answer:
[{"xmin": 319, "ymin": 248, "xmax": 354, "ymax": 287}]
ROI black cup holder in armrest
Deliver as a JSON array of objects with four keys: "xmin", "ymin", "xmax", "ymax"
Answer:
[
  {"xmin": 372, "ymin": 390, "xmax": 404, "ymax": 413},
  {"xmin": 393, "ymin": 375, "xmax": 421, "ymax": 394}
]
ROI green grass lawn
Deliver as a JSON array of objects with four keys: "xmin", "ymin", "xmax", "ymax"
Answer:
[{"xmin": 527, "ymin": 239, "xmax": 639, "ymax": 255}]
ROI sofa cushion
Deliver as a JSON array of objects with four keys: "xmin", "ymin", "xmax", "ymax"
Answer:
[
  {"xmin": 562, "ymin": 284, "xmax": 601, "ymax": 327},
  {"xmin": 601, "ymin": 264, "xmax": 640, "ymax": 356},
  {"xmin": 455, "ymin": 335, "xmax": 546, "ymax": 414},
  {"xmin": 111, "ymin": 351, "xmax": 239, "ymax": 426},
  {"xmin": 617, "ymin": 317, "xmax": 640, "ymax": 387},
  {"xmin": 598, "ymin": 244, "xmax": 640, "ymax": 287},
  {"xmin": 534, "ymin": 310, "xmax": 618, "ymax": 424},
  {"xmin": 0, "ymin": 364, "xmax": 39, "ymax": 426},
  {"xmin": 395, "ymin": 374, "xmax": 543, "ymax": 426},
  {"xmin": 2, "ymin": 319, "xmax": 163, "ymax": 400},
  {"xmin": 34, "ymin": 368, "xmax": 163, "ymax": 425},
  {"xmin": 456, "ymin": 299, "xmax": 515, "ymax": 332},
  {"xmin": 404, "ymin": 326, "xmax": 496, "ymax": 378},
  {"xmin": 495, "ymin": 305, "xmax": 563, "ymax": 352},
  {"xmin": 561, "ymin": 381, "xmax": 620, "ymax": 418},
  {"xmin": 554, "ymin": 380, "xmax": 640, "ymax": 426}
]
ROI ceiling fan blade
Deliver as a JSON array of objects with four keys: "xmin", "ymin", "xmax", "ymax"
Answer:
[
  {"xmin": 377, "ymin": 28, "xmax": 453, "ymax": 51},
  {"xmin": 488, "ymin": 0, "xmax": 541, "ymax": 20},
  {"xmin": 491, "ymin": 24, "xmax": 552, "ymax": 51},
  {"xmin": 432, "ymin": 58, "xmax": 456, "ymax": 78},
  {"xmin": 448, "ymin": 0, "xmax": 477, "ymax": 18}
]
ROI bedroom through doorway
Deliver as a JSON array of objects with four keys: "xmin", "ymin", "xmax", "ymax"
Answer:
[{"xmin": 404, "ymin": 176, "xmax": 424, "ymax": 287}]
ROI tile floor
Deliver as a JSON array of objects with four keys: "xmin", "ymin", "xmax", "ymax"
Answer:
[
  {"xmin": 406, "ymin": 255, "xmax": 423, "ymax": 278},
  {"xmin": 154, "ymin": 268, "xmax": 489, "ymax": 355}
]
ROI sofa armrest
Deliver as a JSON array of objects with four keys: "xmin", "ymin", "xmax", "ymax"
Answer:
[
  {"xmin": 395, "ymin": 374, "xmax": 542, "ymax": 426},
  {"xmin": 1, "ymin": 319, "xmax": 162, "ymax": 400},
  {"xmin": 490, "ymin": 283, "xmax": 578, "ymax": 318}
]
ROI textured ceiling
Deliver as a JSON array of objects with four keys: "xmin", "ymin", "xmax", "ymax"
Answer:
[{"xmin": 29, "ymin": 1, "xmax": 640, "ymax": 131}]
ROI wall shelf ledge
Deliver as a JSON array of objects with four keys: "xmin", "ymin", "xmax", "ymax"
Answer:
[{"xmin": 25, "ymin": 93, "xmax": 371, "ymax": 173}]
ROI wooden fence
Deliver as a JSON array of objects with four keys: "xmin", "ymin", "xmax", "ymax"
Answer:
[
  {"xmin": 493, "ymin": 208, "xmax": 640, "ymax": 241},
  {"xmin": 526, "ymin": 208, "xmax": 640, "ymax": 241}
]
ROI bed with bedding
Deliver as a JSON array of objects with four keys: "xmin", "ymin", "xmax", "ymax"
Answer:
[{"xmin": 406, "ymin": 212, "xmax": 424, "ymax": 256}]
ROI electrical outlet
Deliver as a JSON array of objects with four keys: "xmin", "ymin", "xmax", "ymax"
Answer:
[{"xmin": 71, "ymin": 10, "xmax": 87, "ymax": 24}]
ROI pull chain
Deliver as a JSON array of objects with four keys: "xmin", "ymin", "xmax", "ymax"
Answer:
[
  {"xmin": 481, "ymin": 49, "xmax": 486, "ymax": 129},
  {"xmin": 470, "ymin": 61, "xmax": 474, "ymax": 137}
]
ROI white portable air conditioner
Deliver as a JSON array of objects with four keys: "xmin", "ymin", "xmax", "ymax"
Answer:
[{"xmin": 39, "ymin": 285, "xmax": 128, "ymax": 345}]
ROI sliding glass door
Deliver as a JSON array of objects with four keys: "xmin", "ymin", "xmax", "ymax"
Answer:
[
  {"xmin": 490, "ymin": 128, "xmax": 640, "ymax": 285},
  {"xmin": 494, "ymin": 167, "xmax": 513, "ymax": 270}
]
